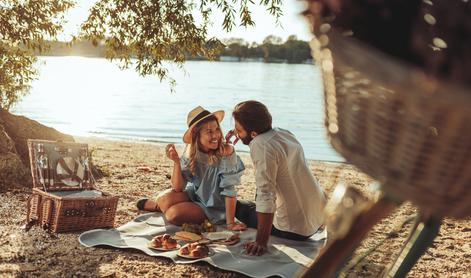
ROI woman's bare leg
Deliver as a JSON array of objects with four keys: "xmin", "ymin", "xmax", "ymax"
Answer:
[
  {"xmin": 155, "ymin": 188, "xmax": 190, "ymax": 212},
  {"xmin": 142, "ymin": 188, "xmax": 189, "ymax": 212},
  {"xmin": 164, "ymin": 202, "xmax": 206, "ymax": 225}
]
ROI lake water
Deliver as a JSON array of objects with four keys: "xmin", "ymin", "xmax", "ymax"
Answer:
[{"xmin": 11, "ymin": 56, "xmax": 343, "ymax": 162}]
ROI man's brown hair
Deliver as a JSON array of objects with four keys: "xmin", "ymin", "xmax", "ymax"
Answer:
[{"xmin": 232, "ymin": 100, "xmax": 272, "ymax": 134}]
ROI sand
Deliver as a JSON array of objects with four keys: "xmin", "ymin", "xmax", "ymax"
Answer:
[{"xmin": 0, "ymin": 137, "xmax": 469, "ymax": 277}]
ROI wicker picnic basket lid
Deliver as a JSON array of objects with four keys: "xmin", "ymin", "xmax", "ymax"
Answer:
[
  {"xmin": 304, "ymin": 1, "xmax": 471, "ymax": 218},
  {"xmin": 28, "ymin": 139, "xmax": 94, "ymax": 191}
]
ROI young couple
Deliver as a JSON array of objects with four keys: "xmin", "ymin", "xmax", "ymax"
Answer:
[{"xmin": 137, "ymin": 101, "xmax": 326, "ymax": 256}]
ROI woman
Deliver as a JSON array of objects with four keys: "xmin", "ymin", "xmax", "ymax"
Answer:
[{"xmin": 137, "ymin": 106, "xmax": 246, "ymax": 231}]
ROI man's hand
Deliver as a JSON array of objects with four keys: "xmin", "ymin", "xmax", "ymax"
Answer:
[
  {"xmin": 165, "ymin": 144, "xmax": 180, "ymax": 163},
  {"xmin": 225, "ymin": 129, "xmax": 239, "ymax": 145},
  {"xmin": 243, "ymin": 241, "xmax": 267, "ymax": 256}
]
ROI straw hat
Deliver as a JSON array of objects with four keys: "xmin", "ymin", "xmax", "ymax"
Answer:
[{"xmin": 183, "ymin": 106, "xmax": 224, "ymax": 143}]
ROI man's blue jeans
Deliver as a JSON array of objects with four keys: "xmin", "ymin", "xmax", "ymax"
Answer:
[{"xmin": 235, "ymin": 200, "xmax": 312, "ymax": 241}]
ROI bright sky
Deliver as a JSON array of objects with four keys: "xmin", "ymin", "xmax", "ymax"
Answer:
[{"xmin": 62, "ymin": 0, "xmax": 313, "ymax": 43}]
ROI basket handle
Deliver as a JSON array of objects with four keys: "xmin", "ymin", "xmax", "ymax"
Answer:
[
  {"xmin": 41, "ymin": 199, "xmax": 54, "ymax": 231},
  {"xmin": 22, "ymin": 195, "xmax": 40, "ymax": 231},
  {"xmin": 27, "ymin": 195, "xmax": 36, "ymax": 220}
]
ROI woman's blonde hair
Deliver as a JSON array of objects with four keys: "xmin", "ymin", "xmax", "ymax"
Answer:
[{"xmin": 186, "ymin": 115, "xmax": 224, "ymax": 176}]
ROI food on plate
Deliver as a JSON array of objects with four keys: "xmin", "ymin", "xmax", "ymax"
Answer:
[
  {"xmin": 174, "ymin": 231, "xmax": 202, "ymax": 241},
  {"xmin": 181, "ymin": 223, "xmax": 202, "ymax": 234},
  {"xmin": 225, "ymin": 233, "xmax": 240, "ymax": 242},
  {"xmin": 204, "ymin": 231, "xmax": 234, "ymax": 240},
  {"xmin": 201, "ymin": 219, "xmax": 216, "ymax": 232},
  {"xmin": 180, "ymin": 219, "xmax": 216, "ymax": 235},
  {"xmin": 179, "ymin": 242, "xmax": 210, "ymax": 258},
  {"xmin": 149, "ymin": 233, "xmax": 178, "ymax": 249},
  {"xmin": 214, "ymin": 233, "xmax": 240, "ymax": 245}
]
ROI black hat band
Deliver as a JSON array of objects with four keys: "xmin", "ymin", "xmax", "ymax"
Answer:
[{"xmin": 188, "ymin": 110, "xmax": 211, "ymax": 127}]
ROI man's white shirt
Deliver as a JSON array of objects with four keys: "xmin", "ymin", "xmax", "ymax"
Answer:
[{"xmin": 249, "ymin": 128, "xmax": 326, "ymax": 236}]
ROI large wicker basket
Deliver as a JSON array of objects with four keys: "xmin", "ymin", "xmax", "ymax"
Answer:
[
  {"xmin": 307, "ymin": 14, "xmax": 471, "ymax": 219},
  {"xmin": 27, "ymin": 139, "xmax": 118, "ymax": 233}
]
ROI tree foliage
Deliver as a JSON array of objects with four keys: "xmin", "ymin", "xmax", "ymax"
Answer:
[
  {"xmin": 79, "ymin": 0, "xmax": 282, "ymax": 85},
  {"xmin": 0, "ymin": 0, "xmax": 73, "ymax": 110},
  {"xmin": 0, "ymin": 0, "xmax": 282, "ymax": 110},
  {"xmin": 221, "ymin": 35, "xmax": 312, "ymax": 63}
]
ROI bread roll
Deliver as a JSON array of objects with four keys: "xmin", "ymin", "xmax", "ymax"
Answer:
[
  {"xmin": 190, "ymin": 245, "xmax": 209, "ymax": 257},
  {"xmin": 149, "ymin": 237, "xmax": 162, "ymax": 248},
  {"xmin": 179, "ymin": 243, "xmax": 191, "ymax": 255},
  {"xmin": 150, "ymin": 233, "xmax": 176, "ymax": 249},
  {"xmin": 162, "ymin": 237, "xmax": 177, "ymax": 249},
  {"xmin": 179, "ymin": 243, "xmax": 209, "ymax": 257}
]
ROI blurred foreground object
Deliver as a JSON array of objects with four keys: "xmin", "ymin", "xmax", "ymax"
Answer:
[{"xmin": 301, "ymin": 0, "xmax": 470, "ymax": 277}]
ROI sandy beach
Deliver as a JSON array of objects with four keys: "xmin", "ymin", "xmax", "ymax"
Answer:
[{"xmin": 1, "ymin": 137, "xmax": 470, "ymax": 277}]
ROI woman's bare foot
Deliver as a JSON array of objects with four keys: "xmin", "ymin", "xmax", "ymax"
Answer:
[{"xmin": 136, "ymin": 198, "xmax": 161, "ymax": 212}]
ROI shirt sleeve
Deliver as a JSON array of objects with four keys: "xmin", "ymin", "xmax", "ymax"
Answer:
[
  {"xmin": 180, "ymin": 156, "xmax": 194, "ymax": 183},
  {"xmin": 251, "ymin": 142, "xmax": 278, "ymax": 214},
  {"xmin": 217, "ymin": 152, "xmax": 245, "ymax": 197}
]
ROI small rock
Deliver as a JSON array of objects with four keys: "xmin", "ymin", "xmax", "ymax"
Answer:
[{"xmin": 137, "ymin": 166, "xmax": 152, "ymax": 172}]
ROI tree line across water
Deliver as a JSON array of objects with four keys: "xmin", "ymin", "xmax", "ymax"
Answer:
[
  {"xmin": 218, "ymin": 35, "xmax": 312, "ymax": 63},
  {"xmin": 40, "ymin": 35, "xmax": 312, "ymax": 64}
]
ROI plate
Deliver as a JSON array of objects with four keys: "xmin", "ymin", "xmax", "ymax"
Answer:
[
  {"xmin": 203, "ymin": 231, "xmax": 234, "ymax": 241},
  {"xmin": 177, "ymin": 249, "xmax": 215, "ymax": 259},
  {"xmin": 212, "ymin": 237, "xmax": 240, "ymax": 246},
  {"xmin": 56, "ymin": 157, "xmax": 84, "ymax": 186},
  {"xmin": 147, "ymin": 243, "xmax": 181, "ymax": 251}
]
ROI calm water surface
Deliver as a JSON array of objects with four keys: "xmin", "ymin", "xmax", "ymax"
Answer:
[{"xmin": 12, "ymin": 57, "xmax": 343, "ymax": 162}]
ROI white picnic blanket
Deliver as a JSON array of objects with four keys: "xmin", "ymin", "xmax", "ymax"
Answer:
[{"xmin": 78, "ymin": 212, "xmax": 327, "ymax": 278}]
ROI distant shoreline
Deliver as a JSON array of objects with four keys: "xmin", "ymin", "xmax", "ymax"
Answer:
[
  {"xmin": 37, "ymin": 54, "xmax": 314, "ymax": 65},
  {"xmin": 36, "ymin": 38, "xmax": 314, "ymax": 65},
  {"xmin": 74, "ymin": 135, "xmax": 346, "ymax": 164}
]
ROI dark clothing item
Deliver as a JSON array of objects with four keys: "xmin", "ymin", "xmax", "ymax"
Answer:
[{"xmin": 235, "ymin": 200, "xmax": 312, "ymax": 241}]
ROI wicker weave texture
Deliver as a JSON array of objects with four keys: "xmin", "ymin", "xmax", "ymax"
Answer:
[
  {"xmin": 28, "ymin": 188, "xmax": 118, "ymax": 233},
  {"xmin": 310, "ymin": 32, "xmax": 471, "ymax": 219},
  {"xmin": 27, "ymin": 140, "xmax": 119, "ymax": 232}
]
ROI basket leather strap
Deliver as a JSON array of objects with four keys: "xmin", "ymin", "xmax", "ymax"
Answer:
[
  {"xmin": 26, "ymin": 195, "xmax": 33, "ymax": 220},
  {"xmin": 23, "ymin": 195, "xmax": 40, "ymax": 231},
  {"xmin": 85, "ymin": 201, "xmax": 105, "ymax": 217},
  {"xmin": 41, "ymin": 199, "xmax": 54, "ymax": 231}
]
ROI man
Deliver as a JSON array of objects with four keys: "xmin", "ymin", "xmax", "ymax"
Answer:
[{"xmin": 226, "ymin": 100, "xmax": 326, "ymax": 256}]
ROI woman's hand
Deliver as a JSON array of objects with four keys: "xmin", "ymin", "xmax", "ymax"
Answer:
[
  {"xmin": 225, "ymin": 129, "xmax": 239, "ymax": 145},
  {"xmin": 227, "ymin": 222, "xmax": 247, "ymax": 231},
  {"xmin": 165, "ymin": 144, "xmax": 180, "ymax": 163},
  {"xmin": 243, "ymin": 241, "xmax": 267, "ymax": 256}
]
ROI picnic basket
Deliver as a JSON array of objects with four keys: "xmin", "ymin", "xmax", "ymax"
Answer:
[
  {"xmin": 27, "ymin": 139, "xmax": 118, "ymax": 233},
  {"xmin": 306, "ymin": 5, "xmax": 471, "ymax": 219}
]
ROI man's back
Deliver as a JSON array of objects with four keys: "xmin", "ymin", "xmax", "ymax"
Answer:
[{"xmin": 250, "ymin": 128, "xmax": 327, "ymax": 236}]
